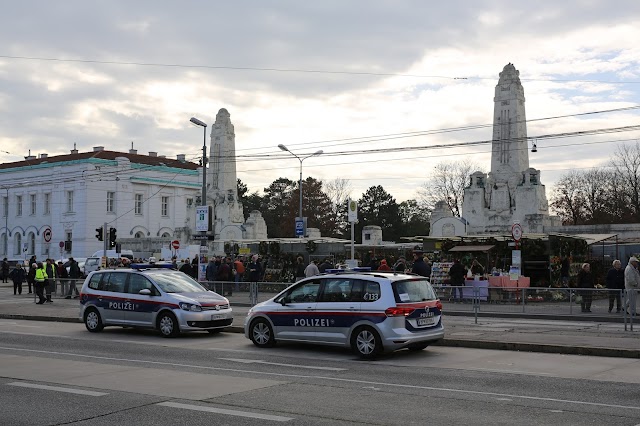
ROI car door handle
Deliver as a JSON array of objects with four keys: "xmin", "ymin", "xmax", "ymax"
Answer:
[
  {"xmin": 306, "ymin": 306, "xmax": 314, "ymax": 310},
  {"xmin": 349, "ymin": 306, "xmax": 357, "ymax": 311}
]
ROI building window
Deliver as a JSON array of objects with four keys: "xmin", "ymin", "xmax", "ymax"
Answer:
[
  {"xmin": 14, "ymin": 233, "xmax": 21, "ymax": 256},
  {"xmin": 364, "ymin": 233, "xmax": 371, "ymax": 241},
  {"xmin": 66, "ymin": 191, "xmax": 74, "ymax": 213},
  {"xmin": 107, "ymin": 192, "xmax": 115, "ymax": 213},
  {"xmin": 28, "ymin": 232, "xmax": 35, "ymax": 255},
  {"xmin": 161, "ymin": 196, "xmax": 169, "ymax": 217},
  {"xmin": 161, "ymin": 232, "xmax": 171, "ymax": 238},
  {"xmin": 1, "ymin": 233, "xmax": 6, "ymax": 255},
  {"xmin": 134, "ymin": 231, "xmax": 145, "ymax": 238},
  {"xmin": 30, "ymin": 194, "xmax": 37, "ymax": 215},
  {"xmin": 16, "ymin": 195, "xmax": 22, "ymax": 216},
  {"xmin": 135, "ymin": 194, "xmax": 143, "ymax": 215},
  {"xmin": 2, "ymin": 196, "xmax": 7, "ymax": 218},
  {"xmin": 44, "ymin": 193, "xmax": 50, "ymax": 215}
]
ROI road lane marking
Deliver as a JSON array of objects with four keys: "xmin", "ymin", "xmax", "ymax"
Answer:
[
  {"xmin": 158, "ymin": 402, "xmax": 293, "ymax": 422},
  {"xmin": 464, "ymin": 367, "xmax": 552, "ymax": 376},
  {"xmin": 219, "ymin": 358, "xmax": 347, "ymax": 371},
  {"xmin": 7, "ymin": 382, "xmax": 108, "ymax": 396},
  {"xmin": 1, "ymin": 346, "xmax": 639, "ymax": 412}
]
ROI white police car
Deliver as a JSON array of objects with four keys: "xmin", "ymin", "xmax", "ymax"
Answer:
[
  {"xmin": 244, "ymin": 270, "xmax": 444, "ymax": 358},
  {"xmin": 79, "ymin": 268, "xmax": 232, "ymax": 337}
]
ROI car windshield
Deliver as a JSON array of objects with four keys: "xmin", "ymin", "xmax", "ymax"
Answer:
[
  {"xmin": 148, "ymin": 271, "xmax": 207, "ymax": 293},
  {"xmin": 393, "ymin": 279, "xmax": 437, "ymax": 303}
]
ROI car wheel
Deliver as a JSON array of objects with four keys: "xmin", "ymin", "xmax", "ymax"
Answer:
[
  {"xmin": 84, "ymin": 308, "xmax": 104, "ymax": 333},
  {"xmin": 207, "ymin": 329, "xmax": 221, "ymax": 335},
  {"xmin": 351, "ymin": 326, "xmax": 382, "ymax": 359},
  {"xmin": 250, "ymin": 318, "xmax": 275, "ymax": 348},
  {"xmin": 407, "ymin": 343, "xmax": 429, "ymax": 351},
  {"xmin": 157, "ymin": 312, "xmax": 180, "ymax": 338}
]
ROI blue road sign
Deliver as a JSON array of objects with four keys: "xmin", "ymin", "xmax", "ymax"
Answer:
[{"xmin": 295, "ymin": 218, "xmax": 304, "ymax": 236}]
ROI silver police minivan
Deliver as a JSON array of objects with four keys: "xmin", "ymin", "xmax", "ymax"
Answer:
[
  {"xmin": 244, "ymin": 270, "xmax": 444, "ymax": 358},
  {"xmin": 80, "ymin": 268, "xmax": 232, "ymax": 337}
]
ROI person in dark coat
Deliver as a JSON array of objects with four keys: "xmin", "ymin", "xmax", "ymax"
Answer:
[
  {"xmin": 577, "ymin": 263, "xmax": 595, "ymax": 313},
  {"xmin": 66, "ymin": 257, "xmax": 82, "ymax": 298},
  {"xmin": 560, "ymin": 256, "xmax": 570, "ymax": 287},
  {"xmin": 248, "ymin": 255, "xmax": 262, "ymax": 283},
  {"xmin": 27, "ymin": 262, "xmax": 36, "ymax": 294},
  {"xmin": 448, "ymin": 259, "xmax": 467, "ymax": 302},
  {"xmin": 294, "ymin": 256, "xmax": 306, "ymax": 281},
  {"xmin": 179, "ymin": 259, "xmax": 193, "ymax": 277},
  {"xmin": 606, "ymin": 259, "xmax": 625, "ymax": 313},
  {"xmin": 411, "ymin": 251, "xmax": 431, "ymax": 277},
  {"xmin": 190, "ymin": 257, "xmax": 199, "ymax": 279},
  {"xmin": 9, "ymin": 263, "xmax": 25, "ymax": 295}
]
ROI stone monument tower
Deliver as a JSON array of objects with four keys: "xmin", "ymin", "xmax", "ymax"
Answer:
[
  {"xmin": 207, "ymin": 108, "xmax": 267, "ymax": 242},
  {"xmin": 460, "ymin": 63, "xmax": 559, "ymax": 234},
  {"xmin": 430, "ymin": 64, "xmax": 560, "ymax": 237}
]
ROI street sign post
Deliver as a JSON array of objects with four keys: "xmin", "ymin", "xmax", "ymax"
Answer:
[
  {"xmin": 171, "ymin": 240, "xmax": 180, "ymax": 250},
  {"xmin": 195, "ymin": 206, "xmax": 211, "ymax": 232},
  {"xmin": 192, "ymin": 234, "xmax": 215, "ymax": 241}
]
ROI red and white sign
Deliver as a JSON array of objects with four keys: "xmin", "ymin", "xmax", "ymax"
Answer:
[
  {"xmin": 511, "ymin": 223, "xmax": 523, "ymax": 241},
  {"xmin": 171, "ymin": 240, "xmax": 180, "ymax": 250},
  {"xmin": 42, "ymin": 227, "xmax": 52, "ymax": 243}
]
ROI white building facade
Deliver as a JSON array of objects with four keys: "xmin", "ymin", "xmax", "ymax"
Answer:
[{"xmin": 0, "ymin": 147, "xmax": 201, "ymax": 260}]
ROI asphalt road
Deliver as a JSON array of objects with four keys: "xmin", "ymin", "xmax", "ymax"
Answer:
[{"xmin": 1, "ymin": 320, "xmax": 640, "ymax": 425}]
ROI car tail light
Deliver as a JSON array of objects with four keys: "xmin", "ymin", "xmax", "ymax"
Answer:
[
  {"xmin": 436, "ymin": 300, "xmax": 443, "ymax": 311},
  {"xmin": 385, "ymin": 307, "xmax": 415, "ymax": 317}
]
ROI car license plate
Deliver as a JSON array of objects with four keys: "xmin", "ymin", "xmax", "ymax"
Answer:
[
  {"xmin": 211, "ymin": 314, "xmax": 224, "ymax": 320},
  {"xmin": 417, "ymin": 317, "xmax": 435, "ymax": 326}
]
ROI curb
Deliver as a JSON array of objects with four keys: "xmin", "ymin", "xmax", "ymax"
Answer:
[
  {"xmin": 2, "ymin": 314, "xmax": 638, "ymax": 359},
  {"xmin": 435, "ymin": 338, "xmax": 640, "ymax": 359}
]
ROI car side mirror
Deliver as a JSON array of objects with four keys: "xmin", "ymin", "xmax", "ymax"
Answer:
[
  {"xmin": 139, "ymin": 289, "xmax": 151, "ymax": 296},
  {"xmin": 280, "ymin": 296, "xmax": 289, "ymax": 306}
]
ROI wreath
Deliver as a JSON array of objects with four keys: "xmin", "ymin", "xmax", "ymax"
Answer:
[
  {"xmin": 306, "ymin": 240, "xmax": 317, "ymax": 253},
  {"xmin": 259, "ymin": 241, "xmax": 268, "ymax": 255}
]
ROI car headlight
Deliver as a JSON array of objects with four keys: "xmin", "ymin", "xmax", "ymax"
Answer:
[{"xmin": 179, "ymin": 302, "xmax": 202, "ymax": 312}]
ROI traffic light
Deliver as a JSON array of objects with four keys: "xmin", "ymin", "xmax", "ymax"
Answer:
[
  {"xmin": 95, "ymin": 227, "xmax": 103, "ymax": 241},
  {"xmin": 109, "ymin": 228, "xmax": 117, "ymax": 248}
]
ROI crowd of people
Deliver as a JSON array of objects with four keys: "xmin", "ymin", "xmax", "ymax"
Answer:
[{"xmin": 2, "ymin": 256, "xmax": 83, "ymax": 303}]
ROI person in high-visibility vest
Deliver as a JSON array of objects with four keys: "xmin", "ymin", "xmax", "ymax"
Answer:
[{"xmin": 34, "ymin": 262, "xmax": 48, "ymax": 304}]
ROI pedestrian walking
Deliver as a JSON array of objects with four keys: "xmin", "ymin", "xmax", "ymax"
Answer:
[
  {"xmin": 577, "ymin": 263, "xmax": 594, "ymax": 313},
  {"xmin": 606, "ymin": 259, "xmax": 624, "ymax": 313},
  {"xmin": 233, "ymin": 257, "xmax": 245, "ymax": 292},
  {"xmin": 248, "ymin": 255, "xmax": 262, "ymax": 283},
  {"xmin": 624, "ymin": 256, "xmax": 640, "ymax": 316},
  {"xmin": 66, "ymin": 257, "xmax": 82, "ymax": 298},
  {"xmin": 304, "ymin": 260, "xmax": 320, "ymax": 277},
  {"xmin": 44, "ymin": 258, "xmax": 56, "ymax": 302},
  {"xmin": 9, "ymin": 263, "xmax": 25, "ymax": 295},
  {"xmin": 179, "ymin": 259, "xmax": 193, "ymax": 277},
  {"xmin": 34, "ymin": 262, "xmax": 48, "ymax": 304},
  {"xmin": 1, "ymin": 257, "xmax": 9, "ymax": 283}
]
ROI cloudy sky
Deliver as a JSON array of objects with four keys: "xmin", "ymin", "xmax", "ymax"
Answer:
[{"xmin": 1, "ymin": 1, "xmax": 640, "ymax": 203}]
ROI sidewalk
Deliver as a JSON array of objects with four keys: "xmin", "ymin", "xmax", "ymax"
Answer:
[{"xmin": 0, "ymin": 284, "xmax": 638, "ymax": 358}]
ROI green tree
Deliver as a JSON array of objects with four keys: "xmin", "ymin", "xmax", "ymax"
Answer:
[
  {"xmin": 237, "ymin": 178, "xmax": 263, "ymax": 220},
  {"xmin": 262, "ymin": 178, "xmax": 295, "ymax": 237},
  {"xmin": 398, "ymin": 199, "xmax": 430, "ymax": 237},
  {"xmin": 290, "ymin": 177, "xmax": 336, "ymax": 237},
  {"xmin": 357, "ymin": 185, "xmax": 400, "ymax": 242}
]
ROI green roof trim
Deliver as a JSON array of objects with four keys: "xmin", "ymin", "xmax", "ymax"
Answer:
[
  {"xmin": 129, "ymin": 176, "xmax": 201, "ymax": 188},
  {"xmin": 0, "ymin": 158, "xmax": 117, "ymax": 174}
]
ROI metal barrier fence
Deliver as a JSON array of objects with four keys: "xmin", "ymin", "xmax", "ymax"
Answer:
[
  {"xmin": 434, "ymin": 285, "xmax": 638, "ymax": 329},
  {"xmin": 41, "ymin": 277, "xmax": 639, "ymax": 330}
]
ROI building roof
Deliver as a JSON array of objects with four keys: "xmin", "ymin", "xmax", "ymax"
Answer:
[{"xmin": 0, "ymin": 149, "xmax": 200, "ymax": 171}]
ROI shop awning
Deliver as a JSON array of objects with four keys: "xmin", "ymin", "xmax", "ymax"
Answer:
[
  {"xmin": 573, "ymin": 234, "xmax": 617, "ymax": 245},
  {"xmin": 448, "ymin": 245, "xmax": 495, "ymax": 252}
]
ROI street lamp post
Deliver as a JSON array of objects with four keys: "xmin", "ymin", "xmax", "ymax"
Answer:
[
  {"xmin": 278, "ymin": 144, "xmax": 323, "ymax": 237},
  {"xmin": 190, "ymin": 117, "xmax": 208, "ymax": 206}
]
